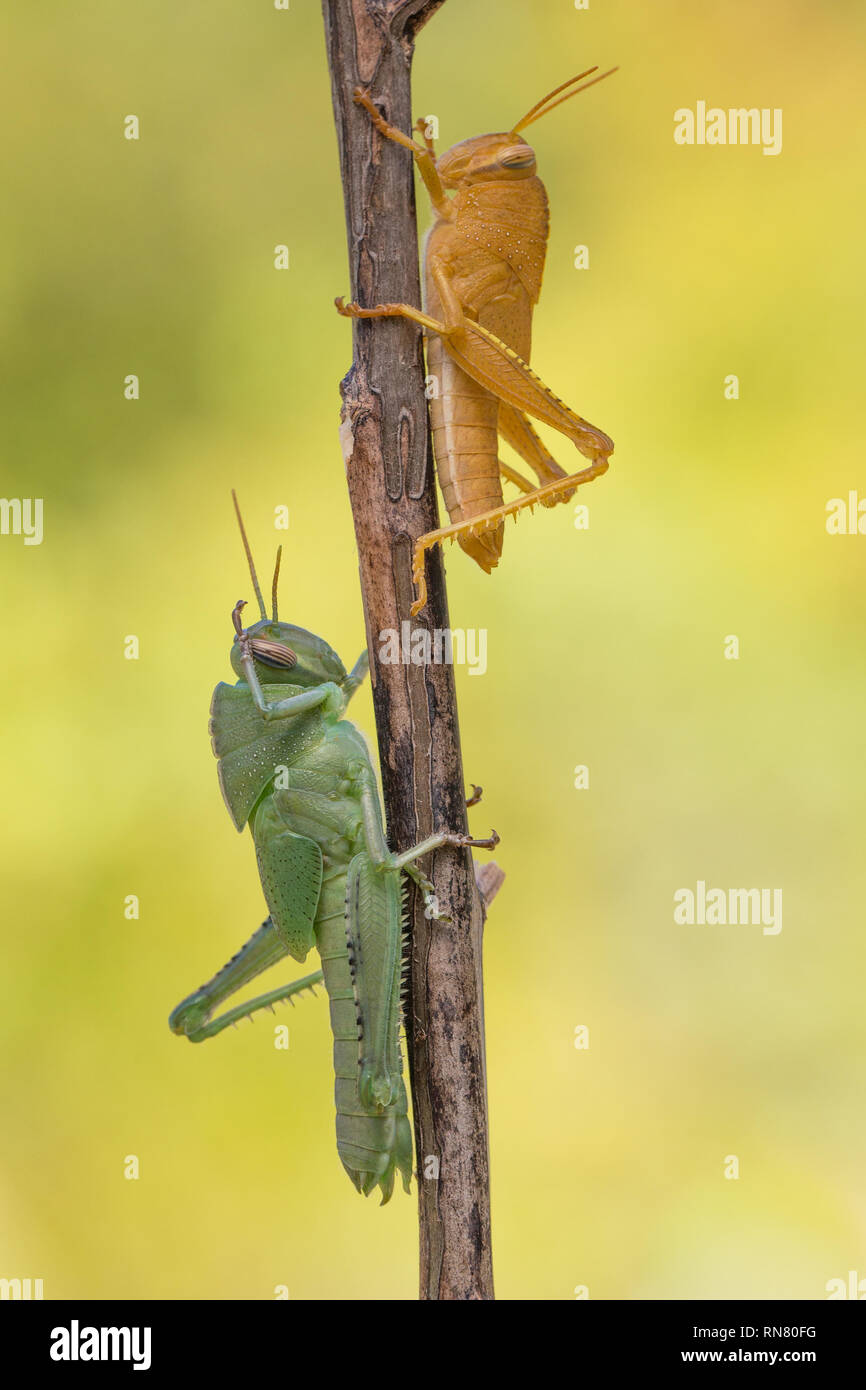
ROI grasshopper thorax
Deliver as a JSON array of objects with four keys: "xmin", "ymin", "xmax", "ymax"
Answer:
[{"xmin": 231, "ymin": 618, "xmax": 348, "ymax": 689}]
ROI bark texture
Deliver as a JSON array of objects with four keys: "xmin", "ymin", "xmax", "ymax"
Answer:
[{"xmin": 321, "ymin": 0, "xmax": 497, "ymax": 1299}]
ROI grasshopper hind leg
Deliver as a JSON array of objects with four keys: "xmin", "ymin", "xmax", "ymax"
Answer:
[
  {"xmin": 169, "ymin": 917, "xmax": 322, "ymax": 1043},
  {"xmin": 498, "ymin": 403, "xmax": 575, "ymax": 501},
  {"xmin": 408, "ymin": 457, "xmax": 609, "ymax": 616}
]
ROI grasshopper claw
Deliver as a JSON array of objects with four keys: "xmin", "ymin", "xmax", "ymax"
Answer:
[{"xmin": 461, "ymin": 829, "xmax": 499, "ymax": 851}]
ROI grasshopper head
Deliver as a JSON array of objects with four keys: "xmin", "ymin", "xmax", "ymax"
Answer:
[
  {"xmin": 438, "ymin": 67, "xmax": 618, "ymax": 188},
  {"xmin": 227, "ymin": 492, "xmax": 349, "ymax": 688},
  {"xmin": 230, "ymin": 610, "xmax": 348, "ymax": 689},
  {"xmin": 437, "ymin": 133, "xmax": 536, "ymax": 188}
]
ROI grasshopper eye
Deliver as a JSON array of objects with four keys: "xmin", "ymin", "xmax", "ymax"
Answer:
[
  {"xmin": 249, "ymin": 637, "xmax": 298, "ymax": 670},
  {"xmin": 499, "ymin": 144, "xmax": 535, "ymax": 169}
]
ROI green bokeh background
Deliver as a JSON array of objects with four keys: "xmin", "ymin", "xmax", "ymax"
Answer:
[{"xmin": 1, "ymin": 0, "xmax": 864, "ymax": 1300}]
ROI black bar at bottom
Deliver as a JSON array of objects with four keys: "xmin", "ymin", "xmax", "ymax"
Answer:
[{"xmin": 2, "ymin": 1298, "xmax": 861, "ymax": 1372}]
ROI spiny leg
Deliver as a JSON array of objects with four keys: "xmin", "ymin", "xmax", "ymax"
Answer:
[
  {"xmin": 175, "ymin": 972, "xmax": 324, "ymax": 1043},
  {"xmin": 365, "ymin": 250, "xmax": 602, "ymax": 488},
  {"xmin": 498, "ymin": 460, "xmax": 537, "ymax": 495},
  {"xmin": 409, "ymin": 459, "xmax": 609, "ymax": 615},
  {"xmin": 339, "ymin": 290, "xmax": 612, "ymax": 613},
  {"xmin": 498, "ymin": 403, "xmax": 574, "ymax": 503},
  {"xmin": 415, "ymin": 251, "xmax": 612, "ymax": 464},
  {"xmin": 337, "ymin": 290, "xmax": 612, "ymax": 463},
  {"xmin": 170, "ymin": 916, "xmax": 322, "ymax": 1043},
  {"xmin": 336, "ymin": 299, "xmax": 612, "ymax": 613},
  {"xmin": 443, "ymin": 318, "xmax": 614, "ymax": 460}
]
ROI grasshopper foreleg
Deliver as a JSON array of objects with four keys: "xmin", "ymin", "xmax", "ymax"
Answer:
[
  {"xmin": 341, "ymin": 648, "xmax": 370, "ymax": 704},
  {"xmin": 393, "ymin": 830, "xmax": 501, "ymax": 924},
  {"xmin": 354, "ymin": 769, "xmax": 499, "ymax": 921},
  {"xmin": 352, "ymin": 87, "xmax": 454, "ymax": 222}
]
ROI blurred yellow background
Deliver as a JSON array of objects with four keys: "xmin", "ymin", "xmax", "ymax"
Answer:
[{"xmin": 1, "ymin": 0, "xmax": 864, "ymax": 1300}]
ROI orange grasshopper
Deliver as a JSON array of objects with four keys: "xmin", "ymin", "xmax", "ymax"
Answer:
[{"xmin": 336, "ymin": 67, "xmax": 617, "ymax": 616}]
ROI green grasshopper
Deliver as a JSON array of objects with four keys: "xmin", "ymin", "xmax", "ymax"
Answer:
[{"xmin": 169, "ymin": 495, "xmax": 498, "ymax": 1203}]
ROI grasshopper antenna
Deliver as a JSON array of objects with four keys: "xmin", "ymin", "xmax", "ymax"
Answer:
[
  {"xmin": 231, "ymin": 489, "xmax": 267, "ymax": 620},
  {"xmin": 511, "ymin": 68, "xmax": 597, "ymax": 131},
  {"xmin": 271, "ymin": 546, "xmax": 282, "ymax": 622},
  {"xmin": 511, "ymin": 66, "xmax": 618, "ymax": 135}
]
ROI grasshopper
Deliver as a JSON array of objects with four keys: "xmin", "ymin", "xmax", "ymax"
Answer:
[
  {"xmin": 337, "ymin": 68, "xmax": 617, "ymax": 616},
  {"xmin": 169, "ymin": 495, "xmax": 498, "ymax": 1203}
]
